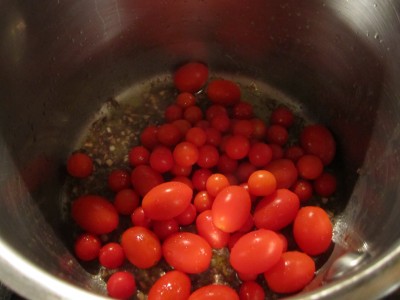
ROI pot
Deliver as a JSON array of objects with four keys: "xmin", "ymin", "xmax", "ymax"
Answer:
[{"xmin": 1, "ymin": 0, "xmax": 400, "ymax": 299}]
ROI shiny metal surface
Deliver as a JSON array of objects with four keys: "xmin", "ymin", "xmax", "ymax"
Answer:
[{"xmin": 1, "ymin": 0, "xmax": 400, "ymax": 299}]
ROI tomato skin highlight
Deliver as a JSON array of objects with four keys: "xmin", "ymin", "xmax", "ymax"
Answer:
[
  {"xmin": 264, "ymin": 251, "xmax": 316, "ymax": 294},
  {"xmin": 121, "ymin": 226, "xmax": 162, "ymax": 269},
  {"xmin": 142, "ymin": 181, "xmax": 193, "ymax": 221},
  {"xmin": 163, "ymin": 232, "xmax": 212, "ymax": 274},
  {"xmin": 293, "ymin": 206, "xmax": 333, "ymax": 256},
  {"xmin": 230, "ymin": 229, "xmax": 283, "ymax": 274},
  {"xmin": 188, "ymin": 284, "xmax": 239, "ymax": 300},
  {"xmin": 174, "ymin": 62, "xmax": 209, "ymax": 93},
  {"xmin": 71, "ymin": 195, "xmax": 119, "ymax": 235},
  {"xmin": 253, "ymin": 189, "xmax": 300, "ymax": 231},
  {"xmin": 206, "ymin": 79, "xmax": 241, "ymax": 106},
  {"xmin": 148, "ymin": 270, "xmax": 191, "ymax": 300},
  {"xmin": 211, "ymin": 185, "xmax": 251, "ymax": 233}
]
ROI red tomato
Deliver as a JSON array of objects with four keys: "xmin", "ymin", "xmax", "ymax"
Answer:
[
  {"xmin": 173, "ymin": 141, "xmax": 199, "ymax": 167},
  {"xmin": 142, "ymin": 181, "xmax": 193, "ymax": 221},
  {"xmin": 314, "ymin": 172, "xmax": 337, "ymax": 197},
  {"xmin": 148, "ymin": 270, "xmax": 191, "ymax": 300},
  {"xmin": 266, "ymin": 125, "xmax": 289, "ymax": 146},
  {"xmin": 293, "ymin": 206, "xmax": 333, "ymax": 255},
  {"xmin": 239, "ymin": 281, "xmax": 265, "ymax": 300},
  {"xmin": 176, "ymin": 92, "xmax": 196, "ymax": 108},
  {"xmin": 233, "ymin": 101, "xmax": 254, "ymax": 119},
  {"xmin": 164, "ymin": 104, "xmax": 183, "ymax": 123},
  {"xmin": 210, "ymin": 113, "xmax": 231, "ymax": 132},
  {"xmin": 74, "ymin": 233, "xmax": 101, "ymax": 261},
  {"xmin": 248, "ymin": 142, "xmax": 273, "ymax": 167},
  {"xmin": 224, "ymin": 135, "xmax": 250, "ymax": 160},
  {"xmin": 264, "ymin": 251, "xmax": 315, "ymax": 294},
  {"xmin": 128, "ymin": 145, "xmax": 150, "ymax": 166},
  {"xmin": 114, "ymin": 188, "xmax": 140, "ymax": 216},
  {"xmin": 196, "ymin": 210, "xmax": 230, "ymax": 249},
  {"xmin": 217, "ymin": 154, "xmax": 238, "ymax": 174},
  {"xmin": 184, "ymin": 105, "xmax": 204, "ymax": 125},
  {"xmin": 130, "ymin": 165, "xmax": 164, "ymax": 197},
  {"xmin": 175, "ymin": 203, "xmax": 197, "ymax": 225},
  {"xmin": 140, "ymin": 125, "xmax": 159, "ymax": 150},
  {"xmin": 188, "ymin": 284, "xmax": 239, "ymax": 300},
  {"xmin": 291, "ymin": 179, "xmax": 313, "ymax": 202},
  {"xmin": 265, "ymin": 158, "xmax": 298, "ymax": 189},
  {"xmin": 107, "ymin": 271, "xmax": 136, "ymax": 300},
  {"xmin": 191, "ymin": 168, "xmax": 212, "ymax": 191},
  {"xmin": 253, "ymin": 189, "xmax": 300, "ymax": 231},
  {"xmin": 284, "ymin": 145, "xmax": 305, "ymax": 162},
  {"xmin": 157, "ymin": 123, "xmax": 182, "ymax": 147},
  {"xmin": 193, "ymin": 190, "xmax": 214, "ymax": 213},
  {"xmin": 186, "ymin": 127, "xmax": 207, "ymax": 146},
  {"xmin": 152, "ymin": 219, "xmax": 179, "ymax": 241},
  {"xmin": 206, "ymin": 173, "xmax": 230, "ymax": 197},
  {"xmin": 172, "ymin": 119, "xmax": 192, "ymax": 136},
  {"xmin": 170, "ymin": 164, "xmax": 192, "ymax": 177},
  {"xmin": 66, "ymin": 152, "xmax": 93, "ymax": 178},
  {"xmin": 247, "ymin": 170, "xmax": 277, "ymax": 197},
  {"xmin": 206, "ymin": 79, "xmax": 241, "ymax": 106},
  {"xmin": 296, "ymin": 154, "xmax": 324, "ymax": 180},
  {"xmin": 270, "ymin": 106, "xmax": 294, "ymax": 128},
  {"xmin": 300, "ymin": 124, "xmax": 336, "ymax": 165},
  {"xmin": 211, "ymin": 185, "xmax": 251, "ymax": 233},
  {"xmin": 108, "ymin": 169, "xmax": 131, "ymax": 192},
  {"xmin": 99, "ymin": 242, "xmax": 125, "ymax": 269},
  {"xmin": 269, "ymin": 144, "xmax": 284, "ymax": 160},
  {"xmin": 197, "ymin": 144, "xmax": 220, "ymax": 169},
  {"xmin": 205, "ymin": 104, "xmax": 228, "ymax": 121},
  {"xmin": 174, "ymin": 62, "xmax": 209, "ymax": 93},
  {"xmin": 232, "ymin": 119, "xmax": 254, "ymax": 138},
  {"xmin": 251, "ymin": 118, "xmax": 267, "ymax": 140},
  {"xmin": 236, "ymin": 162, "xmax": 257, "ymax": 183},
  {"xmin": 121, "ymin": 226, "xmax": 161, "ymax": 268},
  {"xmin": 230, "ymin": 229, "xmax": 283, "ymax": 274},
  {"xmin": 71, "ymin": 195, "xmax": 119, "ymax": 234},
  {"xmin": 130, "ymin": 206, "xmax": 152, "ymax": 228},
  {"xmin": 150, "ymin": 146, "xmax": 174, "ymax": 173},
  {"xmin": 163, "ymin": 232, "xmax": 212, "ymax": 274}
]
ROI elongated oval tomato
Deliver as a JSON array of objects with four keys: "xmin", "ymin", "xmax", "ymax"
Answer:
[
  {"xmin": 264, "ymin": 251, "xmax": 315, "ymax": 294},
  {"xmin": 121, "ymin": 226, "xmax": 161, "ymax": 269},
  {"xmin": 148, "ymin": 270, "xmax": 191, "ymax": 300},
  {"xmin": 211, "ymin": 185, "xmax": 251, "ymax": 233},
  {"xmin": 196, "ymin": 210, "xmax": 230, "ymax": 249},
  {"xmin": 230, "ymin": 229, "xmax": 283, "ymax": 274},
  {"xmin": 71, "ymin": 195, "xmax": 119, "ymax": 235},
  {"xmin": 253, "ymin": 189, "xmax": 300, "ymax": 231},
  {"xmin": 188, "ymin": 284, "xmax": 239, "ymax": 300},
  {"xmin": 293, "ymin": 206, "xmax": 333, "ymax": 255},
  {"xmin": 131, "ymin": 165, "xmax": 164, "ymax": 197},
  {"xmin": 163, "ymin": 232, "xmax": 212, "ymax": 274},
  {"xmin": 142, "ymin": 181, "xmax": 193, "ymax": 221},
  {"xmin": 265, "ymin": 158, "xmax": 298, "ymax": 189},
  {"xmin": 174, "ymin": 62, "xmax": 209, "ymax": 93},
  {"xmin": 206, "ymin": 79, "xmax": 241, "ymax": 106}
]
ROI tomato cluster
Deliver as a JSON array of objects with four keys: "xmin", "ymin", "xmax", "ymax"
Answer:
[{"xmin": 67, "ymin": 62, "xmax": 337, "ymax": 299}]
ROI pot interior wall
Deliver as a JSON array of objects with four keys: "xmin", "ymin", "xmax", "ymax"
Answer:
[{"xmin": 1, "ymin": 0, "xmax": 400, "ymax": 299}]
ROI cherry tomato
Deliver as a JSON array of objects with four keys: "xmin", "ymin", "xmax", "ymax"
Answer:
[
  {"xmin": 191, "ymin": 168, "xmax": 212, "ymax": 191},
  {"xmin": 205, "ymin": 127, "xmax": 222, "ymax": 146},
  {"xmin": 206, "ymin": 79, "xmax": 241, "ymax": 106},
  {"xmin": 266, "ymin": 125, "xmax": 289, "ymax": 146},
  {"xmin": 150, "ymin": 146, "xmax": 174, "ymax": 173},
  {"xmin": 152, "ymin": 219, "xmax": 180, "ymax": 241},
  {"xmin": 253, "ymin": 189, "xmax": 300, "ymax": 231},
  {"xmin": 131, "ymin": 206, "xmax": 152, "ymax": 228},
  {"xmin": 250, "ymin": 118, "xmax": 267, "ymax": 140},
  {"xmin": 66, "ymin": 152, "xmax": 93, "ymax": 178},
  {"xmin": 206, "ymin": 104, "xmax": 228, "ymax": 121},
  {"xmin": 247, "ymin": 170, "xmax": 277, "ymax": 197},
  {"xmin": 163, "ymin": 232, "xmax": 212, "ymax": 274},
  {"xmin": 230, "ymin": 229, "xmax": 283, "ymax": 274},
  {"xmin": 172, "ymin": 176, "xmax": 194, "ymax": 189},
  {"xmin": 175, "ymin": 203, "xmax": 197, "ymax": 225},
  {"xmin": 217, "ymin": 154, "xmax": 238, "ymax": 174},
  {"xmin": 114, "ymin": 188, "xmax": 140, "ymax": 216},
  {"xmin": 173, "ymin": 141, "xmax": 199, "ymax": 167},
  {"xmin": 164, "ymin": 104, "xmax": 183, "ymax": 122},
  {"xmin": 176, "ymin": 92, "xmax": 196, "ymax": 108},
  {"xmin": 314, "ymin": 172, "xmax": 337, "ymax": 197},
  {"xmin": 293, "ymin": 206, "xmax": 333, "ymax": 255},
  {"xmin": 196, "ymin": 210, "xmax": 230, "ymax": 249},
  {"xmin": 184, "ymin": 105, "xmax": 204, "ymax": 125},
  {"xmin": 269, "ymin": 144, "xmax": 284, "ymax": 160},
  {"xmin": 239, "ymin": 281, "xmax": 265, "ymax": 300},
  {"xmin": 236, "ymin": 162, "xmax": 257, "ymax": 183},
  {"xmin": 232, "ymin": 119, "xmax": 254, "ymax": 138},
  {"xmin": 296, "ymin": 154, "xmax": 324, "ymax": 180},
  {"xmin": 148, "ymin": 270, "xmax": 191, "ymax": 300},
  {"xmin": 140, "ymin": 125, "xmax": 159, "ymax": 150},
  {"xmin": 172, "ymin": 119, "xmax": 192, "ymax": 136},
  {"xmin": 108, "ymin": 169, "xmax": 131, "ymax": 192},
  {"xmin": 130, "ymin": 165, "xmax": 164, "ymax": 197},
  {"xmin": 174, "ymin": 62, "xmax": 209, "ymax": 93},
  {"xmin": 211, "ymin": 185, "xmax": 251, "ymax": 233},
  {"xmin": 121, "ymin": 226, "xmax": 161, "ymax": 268},
  {"xmin": 128, "ymin": 145, "xmax": 150, "ymax": 166},
  {"xmin": 224, "ymin": 135, "xmax": 250, "ymax": 160},
  {"xmin": 228, "ymin": 232, "xmax": 245, "ymax": 251},
  {"xmin": 74, "ymin": 233, "xmax": 101, "ymax": 261},
  {"xmin": 210, "ymin": 113, "xmax": 231, "ymax": 132},
  {"xmin": 270, "ymin": 106, "xmax": 294, "ymax": 128},
  {"xmin": 285, "ymin": 145, "xmax": 305, "ymax": 162},
  {"xmin": 300, "ymin": 124, "xmax": 336, "ymax": 165},
  {"xmin": 264, "ymin": 251, "xmax": 315, "ymax": 294},
  {"xmin": 188, "ymin": 284, "xmax": 239, "ymax": 300},
  {"xmin": 193, "ymin": 190, "xmax": 214, "ymax": 213},
  {"xmin": 71, "ymin": 195, "xmax": 119, "ymax": 234},
  {"xmin": 265, "ymin": 158, "xmax": 298, "ymax": 189},
  {"xmin": 186, "ymin": 127, "xmax": 207, "ymax": 147},
  {"xmin": 248, "ymin": 142, "xmax": 273, "ymax": 167},
  {"xmin": 107, "ymin": 271, "xmax": 136, "ymax": 300},
  {"xmin": 157, "ymin": 123, "xmax": 182, "ymax": 147},
  {"xmin": 99, "ymin": 242, "xmax": 125, "ymax": 269},
  {"xmin": 170, "ymin": 164, "xmax": 192, "ymax": 177},
  {"xmin": 206, "ymin": 173, "xmax": 230, "ymax": 197},
  {"xmin": 142, "ymin": 181, "xmax": 193, "ymax": 221},
  {"xmin": 233, "ymin": 101, "xmax": 254, "ymax": 119},
  {"xmin": 291, "ymin": 179, "xmax": 313, "ymax": 202},
  {"xmin": 197, "ymin": 144, "xmax": 220, "ymax": 169}
]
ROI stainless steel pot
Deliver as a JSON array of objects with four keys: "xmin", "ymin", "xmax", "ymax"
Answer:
[{"xmin": 1, "ymin": 0, "xmax": 400, "ymax": 299}]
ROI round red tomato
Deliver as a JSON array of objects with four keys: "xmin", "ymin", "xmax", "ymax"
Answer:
[
  {"xmin": 230, "ymin": 229, "xmax": 283, "ymax": 274},
  {"xmin": 300, "ymin": 124, "xmax": 336, "ymax": 165},
  {"xmin": 99, "ymin": 242, "xmax": 125, "ymax": 269},
  {"xmin": 174, "ymin": 62, "xmax": 209, "ymax": 93},
  {"xmin": 74, "ymin": 233, "xmax": 101, "ymax": 261},
  {"xmin": 224, "ymin": 135, "xmax": 250, "ymax": 160},
  {"xmin": 247, "ymin": 170, "xmax": 277, "ymax": 197},
  {"xmin": 265, "ymin": 158, "xmax": 298, "ymax": 189},
  {"xmin": 162, "ymin": 232, "xmax": 212, "ymax": 274},
  {"xmin": 253, "ymin": 189, "xmax": 300, "ymax": 231},
  {"xmin": 314, "ymin": 172, "xmax": 337, "ymax": 197},
  {"xmin": 71, "ymin": 195, "xmax": 119, "ymax": 235},
  {"xmin": 66, "ymin": 152, "xmax": 93, "ymax": 178},
  {"xmin": 293, "ymin": 206, "xmax": 333, "ymax": 255},
  {"xmin": 264, "ymin": 251, "xmax": 315, "ymax": 294},
  {"xmin": 206, "ymin": 79, "xmax": 241, "ymax": 106},
  {"xmin": 131, "ymin": 165, "xmax": 164, "ymax": 197},
  {"xmin": 239, "ymin": 281, "xmax": 265, "ymax": 300},
  {"xmin": 114, "ymin": 188, "xmax": 140, "ymax": 216},
  {"xmin": 296, "ymin": 154, "xmax": 324, "ymax": 180},
  {"xmin": 148, "ymin": 270, "xmax": 191, "ymax": 300},
  {"xmin": 211, "ymin": 185, "xmax": 251, "ymax": 233},
  {"xmin": 108, "ymin": 169, "xmax": 131, "ymax": 192},
  {"xmin": 188, "ymin": 284, "xmax": 239, "ymax": 300},
  {"xmin": 142, "ymin": 181, "xmax": 193, "ymax": 221},
  {"xmin": 107, "ymin": 271, "xmax": 136, "ymax": 300},
  {"xmin": 196, "ymin": 210, "xmax": 230, "ymax": 249},
  {"xmin": 121, "ymin": 226, "xmax": 161, "ymax": 269}
]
